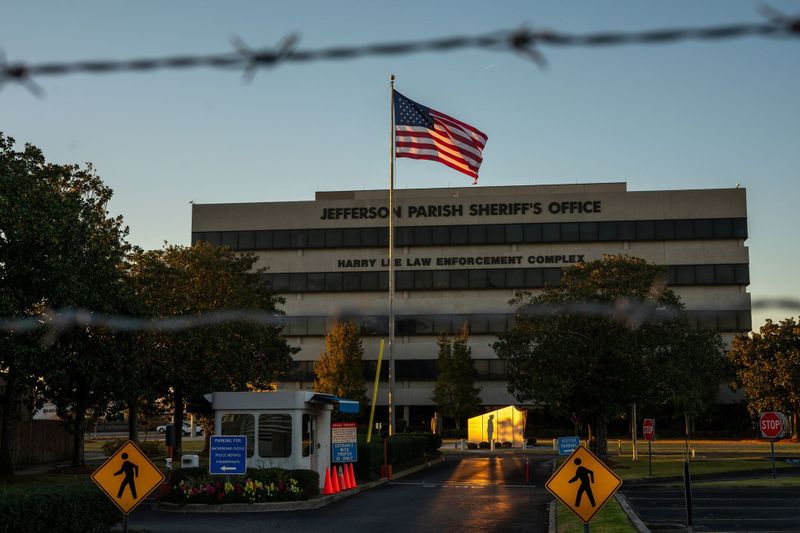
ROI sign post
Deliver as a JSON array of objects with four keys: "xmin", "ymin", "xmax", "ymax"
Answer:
[
  {"xmin": 546, "ymin": 445, "xmax": 622, "ymax": 527},
  {"xmin": 209, "ymin": 435, "xmax": 247, "ymax": 475},
  {"xmin": 91, "ymin": 440, "xmax": 166, "ymax": 531},
  {"xmin": 759, "ymin": 412, "xmax": 786, "ymax": 478},
  {"xmin": 643, "ymin": 418, "xmax": 655, "ymax": 476}
]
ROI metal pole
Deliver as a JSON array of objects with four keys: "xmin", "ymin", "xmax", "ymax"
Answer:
[
  {"xmin": 367, "ymin": 339, "xmax": 385, "ymax": 443},
  {"xmin": 631, "ymin": 402, "xmax": 637, "ymax": 461},
  {"xmin": 122, "ymin": 513, "xmax": 128, "ymax": 533},
  {"xmin": 683, "ymin": 459, "xmax": 693, "ymax": 531},
  {"xmin": 771, "ymin": 439, "xmax": 776, "ymax": 479},
  {"xmin": 387, "ymin": 74, "xmax": 396, "ymax": 437},
  {"xmin": 584, "ymin": 524, "xmax": 590, "ymax": 533},
  {"xmin": 648, "ymin": 440, "xmax": 652, "ymax": 476}
]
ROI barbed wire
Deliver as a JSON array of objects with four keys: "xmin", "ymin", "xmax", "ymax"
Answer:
[
  {"xmin": 0, "ymin": 298, "xmax": 796, "ymax": 338},
  {"xmin": 1, "ymin": 12, "xmax": 798, "ymax": 95}
]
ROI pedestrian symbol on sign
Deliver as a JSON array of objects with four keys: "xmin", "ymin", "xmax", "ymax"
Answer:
[
  {"xmin": 568, "ymin": 458, "xmax": 595, "ymax": 507},
  {"xmin": 113, "ymin": 452, "xmax": 139, "ymax": 499}
]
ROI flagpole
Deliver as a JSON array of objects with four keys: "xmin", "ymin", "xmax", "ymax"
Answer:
[{"xmin": 388, "ymin": 74, "xmax": 396, "ymax": 436}]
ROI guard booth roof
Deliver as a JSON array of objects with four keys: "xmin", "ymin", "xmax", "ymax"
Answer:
[{"xmin": 309, "ymin": 393, "xmax": 360, "ymax": 414}]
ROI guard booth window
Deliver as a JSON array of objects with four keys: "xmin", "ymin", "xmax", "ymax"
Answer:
[
  {"xmin": 302, "ymin": 414, "xmax": 313, "ymax": 457},
  {"xmin": 221, "ymin": 414, "xmax": 255, "ymax": 457},
  {"xmin": 258, "ymin": 414, "xmax": 292, "ymax": 458}
]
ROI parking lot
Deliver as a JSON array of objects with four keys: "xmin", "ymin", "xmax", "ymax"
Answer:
[{"xmin": 623, "ymin": 486, "xmax": 800, "ymax": 532}]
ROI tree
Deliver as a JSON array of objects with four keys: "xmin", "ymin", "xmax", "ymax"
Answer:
[
  {"xmin": 313, "ymin": 321, "xmax": 366, "ymax": 406},
  {"xmin": 128, "ymin": 242, "xmax": 294, "ymax": 459},
  {"xmin": 432, "ymin": 326, "xmax": 481, "ymax": 429},
  {"xmin": 728, "ymin": 317, "xmax": 800, "ymax": 439},
  {"xmin": 493, "ymin": 255, "xmax": 725, "ymax": 458},
  {"xmin": 0, "ymin": 133, "xmax": 131, "ymax": 473}
]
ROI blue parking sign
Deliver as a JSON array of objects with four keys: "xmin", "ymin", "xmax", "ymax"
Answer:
[
  {"xmin": 210, "ymin": 435, "xmax": 247, "ymax": 475},
  {"xmin": 557, "ymin": 436, "xmax": 580, "ymax": 455}
]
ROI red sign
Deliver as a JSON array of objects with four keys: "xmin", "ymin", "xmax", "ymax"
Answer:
[
  {"xmin": 642, "ymin": 419, "xmax": 655, "ymax": 441},
  {"xmin": 759, "ymin": 412, "xmax": 784, "ymax": 439}
]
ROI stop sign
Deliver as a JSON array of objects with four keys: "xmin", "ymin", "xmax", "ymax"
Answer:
[
  {"xmin": 642, "ymin": 419, "xmax": 655, "ymax": 441},
  {"xmin": 759, "ymin": 412, "xmax": 784, "ymax": 439}
]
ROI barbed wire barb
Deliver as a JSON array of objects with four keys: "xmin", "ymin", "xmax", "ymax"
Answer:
[{"xmin": 231, "ymin": 32, "xmax": 300, "ymax": 83}]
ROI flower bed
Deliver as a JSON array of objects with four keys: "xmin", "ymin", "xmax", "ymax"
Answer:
[{"xmin": 161, "ymin": 477, "xmax": 304, "ymax": 505}]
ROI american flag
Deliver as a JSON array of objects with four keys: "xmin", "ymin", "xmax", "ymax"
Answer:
[{"xmin": 394, "ymin": 91, "xmax": 488, "ymax": 185}]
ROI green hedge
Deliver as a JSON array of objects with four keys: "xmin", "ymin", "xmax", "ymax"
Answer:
[
  {"xmin": 356, "ymin": 434, "xmax": 433, "ymax": 480},
  {"xmin": 356, "ymin": 441, "xmax": 384, "ymax": 481},
  {"xmin": 101, "ymin": 439, "xmax": 164, "ymax": 458},
  {"xmin": 0, "ymin": 482, "xmax": 120, "ymax": 533},
  {"xmin": 405, "ymin": 432, "xmax": 442, "ymax": 453}
]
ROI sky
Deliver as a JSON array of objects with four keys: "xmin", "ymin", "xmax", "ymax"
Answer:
[{"xmin": 2, "ymin": 1, "xmax": 798, "ymax": 330}]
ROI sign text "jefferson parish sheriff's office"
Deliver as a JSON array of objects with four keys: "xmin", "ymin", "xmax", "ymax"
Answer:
[{"xmin": 320, "ymin": 201, "xmax": 603, "ymax": 220}]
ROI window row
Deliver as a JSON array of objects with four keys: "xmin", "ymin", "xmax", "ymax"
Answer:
[
  {"xmin": 279, "ymin": 309, "xmax": 752, "ymax": 337},
  {"xmin": 285, "ymin": 358, "xmax": 510, "ymax": 382},
  {"xmin": 262, "ymin": 263, "xmax": 749, "ymax": 293},
  {"xmin": 193, "ymin": 217, "xmax": 747, "ymax": 250}
]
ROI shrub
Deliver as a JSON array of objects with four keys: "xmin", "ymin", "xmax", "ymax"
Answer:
[
  {"xmin": 0, "ymin": 482, "xmax": 119, "ymax": 533},
  {"xmin": 101, "ymin": 439, "xmax": 164, "ymax": 458},
  {"xmin": 478, "ymin": 441, "xmax": 490, "ymax": 449},
  {"xmin": 466, "ymin": 442, "xmax": 478, "ymax": 450},
  {"xmin": 501, "ymin": 441, "xmax": 512, "ymax": 448},
  {"xmin": 356, "ymin": 441, "xmax": 383, "ymax": 481},
  {"xmin": 247, "ymin": 467, "xmax": 286, "ymax": 486},
  {"xmin": 386, "ymin": 435, "xmax": 429, "ymax": 467},
  {"xmin": 405, "ymin": 432, "xmax": 442, "ymax": 453},
  {"xmin": 285, "ymin": 469, "xmax": 320, "ymax": 499}
]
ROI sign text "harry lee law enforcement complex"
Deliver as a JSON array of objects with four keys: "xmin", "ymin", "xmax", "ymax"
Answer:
[{"xmin": 320, "ymin": 200, "xmax": 603, "ymax": 220}]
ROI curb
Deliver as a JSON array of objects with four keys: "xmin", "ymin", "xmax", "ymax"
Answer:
[
  {"xmin": 615, "ymin": 492, "xmax": 651, "ymax": 533},
  {"xmin": 156, "ymin": 456, "xmax": 445, "ymax": 513},
  {"xmin": 548, "ymin": 500, "xmax": 556, "ymax": 533}
]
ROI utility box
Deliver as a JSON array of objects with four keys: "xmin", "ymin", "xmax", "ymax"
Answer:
[
  {"xmin": 210, "ymin": 391, "xmax": 358, "ymax": 488},
  {"xmin": 468, "ymin": 406, "xmax": 527, "ymax": 447},
  {"xmin": 181, "ymin": 454, "xmax": 199, "ymax": 468}
]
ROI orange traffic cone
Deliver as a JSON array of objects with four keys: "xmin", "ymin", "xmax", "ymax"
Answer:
[
  {"xmin": 338, "ymin": 465, "xmax": 348, "ymax": 490},
  {"xmin": 348, "ymin": 463, "xmax": 357, "ymax": 489},
  {"xmin": 342, "ymin": 464, "xmax": 353, "ymax": 490},
  {"xmin": 321, "ymin": 467, "xmax": 334, "ymax": 495},
  {"xmin": 331, "ymin": 464, "xmax": 340, "ymax": 493}
]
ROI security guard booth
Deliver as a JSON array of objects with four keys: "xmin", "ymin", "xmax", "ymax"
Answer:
[
  {"xmin": 468, "ymin": 405, "xmax": 527, "ymax": 446},
  {"xmin": 211, "ymin": 391, "xmax": 358, "ymax": 487}
]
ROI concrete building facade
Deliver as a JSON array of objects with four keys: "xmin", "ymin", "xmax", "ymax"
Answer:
[{"xmin": 191, "ymin": 183, "xmax": 750, "ymax": 417}]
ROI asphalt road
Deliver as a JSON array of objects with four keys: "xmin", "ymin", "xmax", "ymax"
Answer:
[
  {"xmin": 623, "ymin": 486, "xmax": 800, "ymax": 532},
  {"xmin": 130, "ymin": 455, "xmax": 554, "ymax": 532}
]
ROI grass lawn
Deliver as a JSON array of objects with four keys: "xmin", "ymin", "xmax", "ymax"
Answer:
[
  {"xmin": 609, "ymin": 456, "xmax": 795, "ymax": 481},
  {"xmin": 556, "ymin": 499, "xmax": 636, "ymax": 532},
  {"xmin": 685, "ymin": 475, "xmax": 800, "ymax": 488}
]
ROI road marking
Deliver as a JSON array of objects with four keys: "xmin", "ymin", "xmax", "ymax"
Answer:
[{"xmin": 389, "ymin": 481, "xmax": 534, "ymax": 489}]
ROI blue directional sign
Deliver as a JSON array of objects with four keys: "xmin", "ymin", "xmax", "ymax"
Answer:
[
  {"xmin": 332, "ymin": 442, "xmax": 357, "ymax": 463},
  {"xmin": 331, "ymin": 422, "xmax": 358, "ymax": 464},
  {"xmin": 557, "ymin": 436, "xmax": 581, "ymax": 456},
  {"xmin": 210, "ymin": 435, "xmax": 247, "ymax": 475}
]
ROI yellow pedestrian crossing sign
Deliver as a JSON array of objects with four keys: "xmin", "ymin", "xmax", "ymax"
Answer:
[
  {"xmin": 545, "ymin": 445, "xmax": 622, "ymax": 523},
  {"xmin": 91, "ymin": 440, "xmax": 166, "ymax": 514}
]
